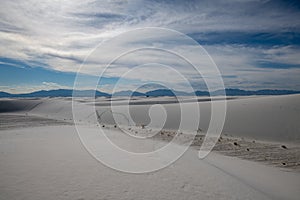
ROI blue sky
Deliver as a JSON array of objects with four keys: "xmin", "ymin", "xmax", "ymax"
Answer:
[{"xmin": 0, "ymin": 0, "xmax": 300, "ymax": 93}]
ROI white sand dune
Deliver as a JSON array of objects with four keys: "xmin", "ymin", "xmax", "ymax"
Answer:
[
  {"xmin": 0, "ymin": 95, "xmax": 300, "ymax": 199},
  {"xmin": 104, "ymin": 94, "xmax": 300, "ymax": 142},
  {"xmin": 3, "ymin": 94, "xmax": 298, "ymax": 142},
  {"xmin": 0, "ymin": 125, "xmax": 299, "ymax": 200}
]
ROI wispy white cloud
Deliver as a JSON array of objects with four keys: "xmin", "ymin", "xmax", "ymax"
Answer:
[
  {"xmin": 0, "ymin": 82, "xmax": 70, "ymax": 94},
  {"xmin": 1, "ymin": 0, "xmax": 300, "ymax": 90}
]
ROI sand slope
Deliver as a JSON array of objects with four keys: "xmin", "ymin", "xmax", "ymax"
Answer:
[
  {"xmin": 1, "ymin": 95, "xmax": 299, "ymax": 143},
  {"xmin": 0, "ymin": 125, "xmax": 299, "ymax": 200}
]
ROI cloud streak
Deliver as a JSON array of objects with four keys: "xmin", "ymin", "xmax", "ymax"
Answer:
[{"xmin": 1, "ymin": 0, "xmax": 300, "ymax": 91}]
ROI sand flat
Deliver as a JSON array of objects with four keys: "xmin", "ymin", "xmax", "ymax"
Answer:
[{"xmin": 0, "ymin": 114, "xmax": 70, "ymax": 130}]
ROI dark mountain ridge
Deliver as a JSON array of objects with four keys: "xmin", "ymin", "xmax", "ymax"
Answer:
[{"xmin": 0, "ymin": 88, "xmax": 299, "ymax": 98}]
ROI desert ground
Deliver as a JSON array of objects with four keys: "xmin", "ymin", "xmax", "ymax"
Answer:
[{"xmin": 0, "ymin": 95, "xmax": 300, "ymax": 199}]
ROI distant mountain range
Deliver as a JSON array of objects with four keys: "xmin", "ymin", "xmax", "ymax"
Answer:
[
  {"xmin": 112, "ymin": 90, "xmax": 145, "ymax": 97},
  {"xmin": 0, "ymin": 88, "xmax": 300, "ymax": 98},
  {"xmin": 0, "ymin": 89, "xmax": 110, "ymax": 98}
]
